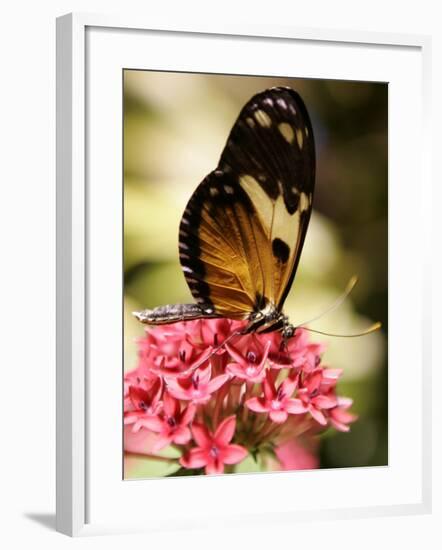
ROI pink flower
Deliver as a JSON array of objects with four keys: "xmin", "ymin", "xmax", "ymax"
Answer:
[
  {"xmin": 246, "ymin": 370, "xmax": 306, "ymax": 423},
  {"xmin": 320, "ymin": 368, "xmax": 344, "ymax": 390},
  {"xmin": 123, "ymin": 369, "xmax": 159, "ymax": 410},
  {"xmin": 180, "ymin": 416, "xmax": 248, "ymax": 474},
  {"xmin": 125, "ymin": 318, "xmax": 357, "ymax": 476},
  {"xmin": 124, "ymin": 424, "xmax": 165, "ymax": 455},
  {"xmin": 225, "ymin": 336, "xmax": 272, "ymax": 383},
  {"xmin": 297, "ymin": 369, "xmax": 337, "ymax": 425},
  {"xmin": 269, "ymin": 328, "xmax": 325, "ymax": 370},
  {"xmin": 137, "ymin": 325, "xmax": 186, "ymax": 363},
  {"xmin": 274, "ymin": 438, "xmax": 319, "ymax": 471},
  {"xmin": 166, "ymin": 364, "xmax": 229, "ymax": 404},
  {"xmin": 150, "ymin": 345, "xmax": 213, "ymax": 378},
  {"xmin": 124, "ymin": 377, "xmax": 163, "ymax": 432},
  {"xmin": 328, "ymin": 396, "xmax": 358, "ymax": 432},
  {"xmin": 141, "ymin": 392, "xmax": 197, "ymax": 450},
  {"xmin": 190, "ymin": 318, "xmax": 246, "ymax": 350},
  {"xmin": 138, "ymin": 324, "xmax": 213, "ymax": 378}
]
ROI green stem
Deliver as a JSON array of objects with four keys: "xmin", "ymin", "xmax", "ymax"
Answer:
[
  {"xmin": 241, "ymin": 381, "xmax": 254, "ymax": 424},
  {"xmin": 213, "ymin": 380, "xmax": 231, "ymax": 428}
]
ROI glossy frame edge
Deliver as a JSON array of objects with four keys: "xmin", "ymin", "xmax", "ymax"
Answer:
[{"xmin": 56, "ymin": 13, "xmax": 86, "ymax": 537}]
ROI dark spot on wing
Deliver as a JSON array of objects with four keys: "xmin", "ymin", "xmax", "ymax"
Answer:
[
  {"xmin": 254, "ymin": 292, "xmax": 267, "ymax": 311},
  {"xmin": 285, "ymin": 189, "xmax": 300, "ymax": 215},
  {"xmin": 272, "ymin": 238, "xmax": 290, "ymax": 263}
]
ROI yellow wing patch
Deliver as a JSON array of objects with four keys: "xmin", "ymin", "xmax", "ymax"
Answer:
[
  {"xmin": 179, "ymin": 87, "xmax": 315, "ymax": 318},
  {"xmin": 278, "ymin": 122, "xmax": 295, "ymax": 144}
]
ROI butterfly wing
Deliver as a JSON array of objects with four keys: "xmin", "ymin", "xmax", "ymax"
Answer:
[{"xmin": 178, "ymin": 87, "xmax": 315, "ymax": 319}]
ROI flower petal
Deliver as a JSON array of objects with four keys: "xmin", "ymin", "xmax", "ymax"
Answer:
[
  {"xmin": 190, "ymin": 347, "xmax": 214, "ymax": 370},
  {"xmin": 268, "ymin": 352, "xmax": 293, "ymax": 369},
  {"xmin": 163, "ymin": 391, "xmax": 179, "ymax": 417},
  {"xmin": 166, "ymin": 384, "xmax": 191, "ymax": 401},
  {"xmin": 123, "ymin": 412, "xmax": 138, "ymax": 425},
  {"xmin": 246, "ymin": 397, "xmax": 269, "ymax": 413},
  {"xmin": 313, "ymin": 395, "xmax": 337, "ymax": 409},
  {"xmin": 263, "ymin": 370, "xmax": 276, "ymax": 400},
  {"xmin": 281, "ymin": 375, "xmax": 298, "ymax": 397},
  {"xmin": 269, "ymin": 410, "xmax": 288, "ymax": 423},
  {"xmin": 256, "ymin": 340, "xmax": 272, "ymax": 369},
  {"xmin": 205, "ymin": 458, "xmax": 225, "ymax": 475},
  {"xmin": 128, "ymin": 386, "xmax": 150, "ymax": 409},
  {"xmin": 139, "ymin": 415, "xmax": 164, "ymax": 432},
  {"xmin": 197, "ymin": 364, "xmax": 212, "ymax": 385},
  {"xmin": 332, "ymin": 408, "xmax": 357, "ymax": 424},
  {"xmin": 221, "ymin": 444, "xmax": 248, "ymax": 465},
  {"xmin": 180, "ymin": 403, "xmax": 197, "ymax": 426},
  {"xmin": 225, "ymin": 343, "xmax": 248, "ymax": 367},
  {"xmin": 309, "ymin": 406, "xmax": 327, "ymax": 425},
  {"xmin": 322, "ymin": 368, "xmax": 343, "ymax": 381},
  {"xmin": 151, "ymin": 377, "xmax": 164, "ymax": 404},
  {"xmin": 285, "ymin": 398, "xmax": 308, "ymax": 414},
  {"xmin": 207, "ymin": 373, "xmax": 229, "ymax": 394},
  {"xmin": 330, "ymin": 419, "xmax": 351, "ymax": 432},
  {"xmin": 226, "ymin": 362, "xmax": 248, "ymax": 378},
  {"xmin": 214, "ymin": 415, "xmax": 236, "ymax": 446},
  {"xmin": 275, "ymin": 439, "xmax": 319, "ymax": 471},
  {"xmin": 305, "ymin": 369, "xmax": 323, "ymax": 393},
  {"xmin": 180, "ymin": 448, "xmax": 208, "ymax": 469},
  {"xmin": 152, "ymin": 434, "xmax": 173, "ymax": 451},
  {"xmin": 191, "ymin": 422, "xmax": 212, "ymax": 448},
  {"xmin": 291, "ymin": 355, "xmax": 307, "ymax": 368},
  {"xmin": 337, "ymin": 396, "xmax": 353, "ymax": 408},
  {"xmin": 172, "ymin": 426, "xmax": 192, "ymax": 445},
  {"xmin": 124, "ymin": 425, "xmax": 163, "ymax": 454}
]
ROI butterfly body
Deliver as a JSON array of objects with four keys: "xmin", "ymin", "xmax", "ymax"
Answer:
[
  {"xmin": 134, "ymin": 86, "xmax": 315, "ymax": 340},
  {"xmin": 134, "ymin": 302, "xmax": 295, "ymax": 336},
  {"xmin": 134, "ymin": 303, "xmax": 220, "ymax": 325}
]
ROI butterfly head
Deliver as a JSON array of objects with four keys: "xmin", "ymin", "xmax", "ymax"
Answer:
[
  {"xmin": 242, "ymin": 304, "xmax": 294, "ymax": 338},
  {"xmin": 282, "ymin": 323, "xmax": 296, "ymax": 339}
]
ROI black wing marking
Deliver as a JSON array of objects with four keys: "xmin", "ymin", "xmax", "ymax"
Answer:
[{"xmin": 179, "ymin": 87, "xmax": 315, "ymax": 317}]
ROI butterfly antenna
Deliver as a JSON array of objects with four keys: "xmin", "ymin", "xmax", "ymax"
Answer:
[
  {"xmin": 299, "ymin": 275, "xmax": 359, "ymax": 326},
  {"xmin": 296, "ymin": 276, "xmax": 382, "ymax": 337},
  {"xmin": 300, "ymin": 322, "xmax": 382, "ymax": 338}
]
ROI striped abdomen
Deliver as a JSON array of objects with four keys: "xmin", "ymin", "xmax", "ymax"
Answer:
[{"xmin": 132, "ymin": 303, "xmax": 220, "ymax": 325}]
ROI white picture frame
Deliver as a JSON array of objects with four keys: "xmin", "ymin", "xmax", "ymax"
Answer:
[{"xmin": 56, "ymin": 12, "xmax": 432, "ymax": 537}]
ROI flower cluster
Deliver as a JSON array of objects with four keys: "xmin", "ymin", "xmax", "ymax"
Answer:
[{"xmin": 124, "ymin": 318, "xmax": 357, "ymax": 475}]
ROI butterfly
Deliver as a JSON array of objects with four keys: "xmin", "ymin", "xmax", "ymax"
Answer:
[{"xmin": 134, "ymin": 86, "xmax": 315, "ymax": 340}]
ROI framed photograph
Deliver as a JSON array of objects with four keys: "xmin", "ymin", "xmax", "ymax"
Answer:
[{"xmin": 56, "ymin": 13, "xmax": 432, "ymax": 536}]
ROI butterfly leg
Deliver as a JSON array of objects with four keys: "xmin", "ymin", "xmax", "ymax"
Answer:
[
  {"xmin": 278, "ymin": 317, "xmax": 296, "ymax": 365},
  {"xmin": 282, "ymin": 318, "xmax": 296, "ymax": 340}
]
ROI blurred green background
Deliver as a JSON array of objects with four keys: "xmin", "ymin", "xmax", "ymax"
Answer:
[{"xmin": 123, "ymin": 70, "xmax": 388, "ymax": 475}]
